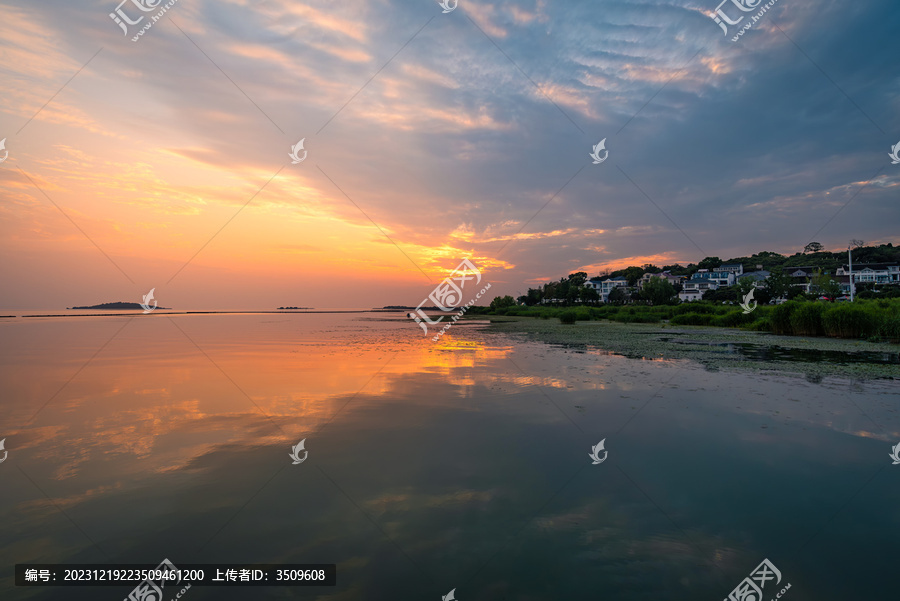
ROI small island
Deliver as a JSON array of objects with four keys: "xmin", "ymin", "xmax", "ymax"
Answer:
[
  {"xmin": 277, "ymin": 306, "xmax": 314, "ymax": 310},
  {"xmin": 380, "ymin": 305, "xmax": 442, "ymax": 311},
  {"xmin": 69, "ymin": 302, "xmax": 172, "ymax": 310}
]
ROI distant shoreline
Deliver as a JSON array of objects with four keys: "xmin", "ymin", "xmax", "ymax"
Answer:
[
  {"xmin": 10, "ymin": 309, "xmax": 408, "ymax": 318},
  {"xmin": 70, "ymin": 302, "xmax": 172, "ymax": 310}
]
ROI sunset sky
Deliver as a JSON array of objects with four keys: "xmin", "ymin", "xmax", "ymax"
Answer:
[{"xmin": 0, "ymin": 0, "xmax": 897, "ymax": 310}]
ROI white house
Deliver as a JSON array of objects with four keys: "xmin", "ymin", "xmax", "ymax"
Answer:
[
  {"xmin": 678, "ymin": 280, "xmax": 719, "ymax": 302},
  {"xmin": 784, "ymin": 267, "xmax": 817, "ymax": 278},
  {"xmin": 638, "ymin": 271, "xmax": 685, "ymax": 288},
  {"xmin": 782, "ymin": 266, "xmax": 820, "ymax": 294},
  {"xmin": 691, "ymin": 269, "xmax": 735, "ymax": 287},
  {"xmin": 585, "ymin": 277, "xmax": 628, "ymax": 302},
  {"xmin": 718, "ymin": 263, "xmax": 744, "ymax": 277},
  {"xmin": 738, "ymin": 270, "xmax": 770, "ymax": 288},
  {"xmin": 677, "ymin": 269, "xmax": 735, "ymax": 302},
  {"xmin": 835, "ymin": 263, "xmax": 900, "ymax": 285}
]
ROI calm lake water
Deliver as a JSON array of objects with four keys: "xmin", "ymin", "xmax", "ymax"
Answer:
[{"xmin": 1, "ymin": 313, "xmax": 898, "ymax": 600}]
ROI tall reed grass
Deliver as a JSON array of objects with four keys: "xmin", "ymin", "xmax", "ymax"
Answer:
[{"xmin": 473, "ymin": 298, "xmax": 900, "ymax": 342}]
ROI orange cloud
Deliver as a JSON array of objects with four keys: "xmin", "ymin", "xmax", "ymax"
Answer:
[{"xmin": 580, "ymin": 253, "xmax": 694, "ymax": 275}]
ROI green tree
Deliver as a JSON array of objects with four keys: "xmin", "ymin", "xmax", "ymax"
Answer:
[
  {"xmin": 663, "ymin": 264, "xmax": 690, "ymax": 276},
  {"xmin": 697, "ymin": 256, "xmax": 722, "ymax": 271},
  {"xmin": 522, "ymin": 288, "xmax": 542, "ymax": 306},
  {"xmin": 641, "ymin": 276, "xmax": 676, "ymax": 305},
  {"xmin": 489, "ymin": 295, "xmax": 516, "ymax": 310},
  {"xmin": 803, "ymin": 241, "xmax": 824, "ymax": 253},
  {"xmin": 734, "ymin": 278, "xmax": 773, "ymax": 305},
  {"xmin": 607, "ymin": 287, "xmax": 627, "ymax": 304},
  {"xmin": 786, "ymin": 287, "xmax": 808, "ymax": 301},
  {"xmin": 736, "ymin": 277, "xmax": 756, "ymax": 299},
  {"xmin": 764, "ymin": 270, "xmax": 792, "ymax": 300},
  {"xmin": 702, "ymin": 287, "xmax": 737, "ymax": 302},
  {"xmin": 622, "ymin": 266, "xmax": 645, "ymax": 286},
  {"xmin": 544, "ymin": 282, "xmax": 558, "ymax": 305},
  {"xmin": 580, "ymin": 286, "xmax": 600, "ymax": 305},
  {"xmin": 557, "ymin": 279, "xmax": 570, "ymax": 298},
  {"xmin": 567, "ymin": 272, "xmax": 588, "ymax": 287},
  {"xmin": 810, "ymin": 270, "xmax": 841, "ymax": 300},
  {"xmin": 753, "ymin": 288, "xmax": 773, "ymax": 305}
]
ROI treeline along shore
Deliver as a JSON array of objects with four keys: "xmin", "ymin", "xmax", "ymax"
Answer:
[
  {"xmin": 467, "ymin": 301, "xmax": 900, "ymax": 343},
  {"xmin": 466, "ymin": 243, "xmax": 900, "ymax": 344}
]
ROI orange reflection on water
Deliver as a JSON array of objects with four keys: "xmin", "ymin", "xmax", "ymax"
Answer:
[{"xmin": 1, "ymin": 315, "xmax": 518, "ymax": 484}]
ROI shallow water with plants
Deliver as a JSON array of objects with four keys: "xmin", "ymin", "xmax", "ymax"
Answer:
[{"xmin": 1, "ymin": 313, "xmax": 899, "ymax": 601}]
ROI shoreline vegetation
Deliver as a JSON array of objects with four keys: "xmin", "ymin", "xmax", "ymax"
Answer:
[
  {"xmin": 471, "ymin": 316, "xmax": 899, "ymax": 381},
  {"xmin": 467, "ymin": 299, "xmax": 900, "ymax": 343},
  {"xmin": 462, "ymin": 300, "xmax": 899, "ymax": 380}
]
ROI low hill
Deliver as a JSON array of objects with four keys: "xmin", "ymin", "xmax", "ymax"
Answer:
[{"xmin": 70, "ymin": 302, "xmax": 171, "ymax": 310}]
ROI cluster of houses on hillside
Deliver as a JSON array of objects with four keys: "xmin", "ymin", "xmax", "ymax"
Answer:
[
  {"xmin": 783, "ymin": 263, "xmax": 900, "ymax": 295},
  {"xmin": 582, "ymin": 262, "xmax": 900, "ymax": 303}
]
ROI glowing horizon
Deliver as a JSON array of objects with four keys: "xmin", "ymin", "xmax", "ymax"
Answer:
[{"xmin": 1, "ymin": 0, "xmax": 897, "ymax": 310}]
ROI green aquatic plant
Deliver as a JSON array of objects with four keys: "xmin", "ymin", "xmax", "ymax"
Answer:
[{"xmin": 559, "ymin": 310, "xmax": 578, "ymax": 324}]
